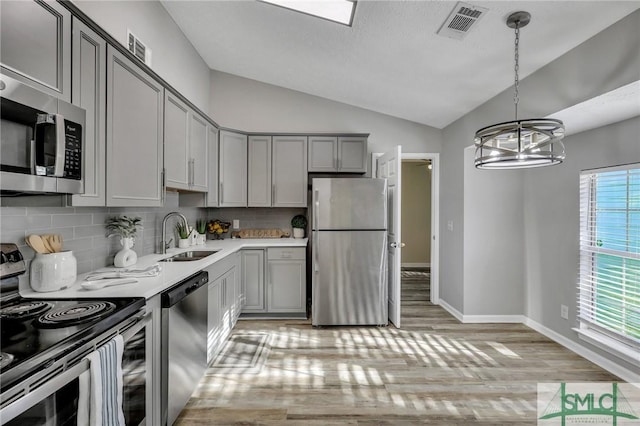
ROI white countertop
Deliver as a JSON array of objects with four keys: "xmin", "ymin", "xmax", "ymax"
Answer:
[{"xmin": 20, "ymin": 238, "xmax": 307, "ymax": 300}]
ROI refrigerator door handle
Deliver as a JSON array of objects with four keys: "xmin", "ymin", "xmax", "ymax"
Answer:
[{"xmin": 313, "ymin": 189, "xmax": 319, "ymax": 273}]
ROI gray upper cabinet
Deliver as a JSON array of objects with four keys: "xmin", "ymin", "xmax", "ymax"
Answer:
[
  {"xmin": 189, "ymin": 113, "xmax": 208, "ymax": 192},
  {"xmin": 219, "ymin": 130, "xmax": 247, "ymax": 207},
  {"xmin": 206, "ymin": 126, "xmax": 219, "ymax": 207},
  {"xmin": 248, "ymin": 136, "xmax": 272, "ymax": 207},
  {"xmin": 70, "ymin": 19, "xmax": 106, "ymax": 207},
  {"xmin": 307, "ymin": 136, "xmax": 338, "ymax": 172},
  {"xmin": 0, "ymin": 0, "xmax": 71, "ymax": 102},
  {"xmin": 106, "ymin": 46, "xmax": 164, "ymax": 207},
  {"xmin": 164, "ymin": 92, "xmax": 190, "ymax": 190},
  {"xmin": 164, "ymin": 91, "xmax": 209, "ymax": 192},
  {"xmin": 338, "ymin": 136, "xmax": 368, "ymax": 172},
  {"xmin": 308, "ymin": 136, "xmax": 367, "ymax": 173},
  {"xmin": 272, "ymin": 136, "xmax": 307, "ymax": 207}
]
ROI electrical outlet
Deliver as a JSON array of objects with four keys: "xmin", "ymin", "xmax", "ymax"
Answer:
[
  {"xmin": 233, "ymin": 219, "xmax": 240, "ymax": 229},
  {"xmin": 560, "ymin": 304, "xmax": 569, "ymax": 320},
  {"xmin": 447, "ymin": 220, "xmax": 454, "ymax": 231}
]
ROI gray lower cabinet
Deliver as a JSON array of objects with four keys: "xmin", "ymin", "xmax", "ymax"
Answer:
[
  {"xmin": 241, "ymin": 247, "xmax": 306, "ymax": 315},
  {"xmin": 106, "ymin": 45, "xmax": 164, "ymax": 206},
  {"xmin": 219, "ymin": 130, "xmax": 248, "ymax": 207},
  {"xmin": 308, "ymin": 136, "xmax": 367, "ymax": 173},
  {"xmin": 241, "ymin": 249, "xmax": 266, "ymax": 312},
  {"xmin": 206, "ymin": 274, "xmax": 223, "ymax": 364},
  {"xmin": 69, "ymin": 18, "xmax": 106, "ymax": 206},
  {"xmin": 0, "ymin": 0, "xmax": 71, "ymax": 101},
  {"xmin": 206, "ymin": 252, "xmax": 241, "ymax": 363},
  {"xmin": 267, "ymin": 248, "xmax": 307, "ymax": 313}
]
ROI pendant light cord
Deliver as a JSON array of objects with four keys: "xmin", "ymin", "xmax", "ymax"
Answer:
[{"xmin": 513, "ymin": 22, "xmax": 520, "ymax": 120}]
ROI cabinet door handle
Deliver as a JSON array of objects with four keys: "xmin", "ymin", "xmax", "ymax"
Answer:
[
  {"xmin": 272, "ymin": 184, "xmax": 275, "ymax": 204},
  {"xmin": 220, "ymin": 182, "xmax": 223, "ymax": 204},
  {"xmin": 190, "ymin": 159, "xmax": 194, "ymax": 186}
]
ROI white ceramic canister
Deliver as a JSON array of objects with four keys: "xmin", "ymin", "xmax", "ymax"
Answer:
[{"xmin": 30, "ymin": 251, "xmax": 77, "ymax": 292}]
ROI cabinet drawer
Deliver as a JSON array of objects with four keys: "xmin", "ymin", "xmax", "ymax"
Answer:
[{"xmin": 267, "ymin": 247, "xmax": 305, "ymax": 260}]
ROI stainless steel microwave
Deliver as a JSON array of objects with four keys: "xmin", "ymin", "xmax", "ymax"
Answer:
[{"xmin": 0, "ymin": 74, "xmax": 85, "ymax": 194}]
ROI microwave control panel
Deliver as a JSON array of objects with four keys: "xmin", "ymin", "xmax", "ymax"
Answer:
[{"xmin": 63, "ymin": 120, "xmax": 82, "ymax": 180}]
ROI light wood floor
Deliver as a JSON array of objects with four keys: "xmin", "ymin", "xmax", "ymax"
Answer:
[{"xmin": 176, "ymin": 271, "xmax": 620, "ymax": 425}]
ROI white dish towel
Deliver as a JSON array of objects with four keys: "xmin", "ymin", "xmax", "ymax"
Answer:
[{"xmin": 77, "ymin": 335, "xmax": 126, "ymax": 426}]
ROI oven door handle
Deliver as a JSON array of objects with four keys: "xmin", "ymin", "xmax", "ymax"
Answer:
[{"xmin": 1, "ymin": 357, "xmax": 90, "ymax": 423}]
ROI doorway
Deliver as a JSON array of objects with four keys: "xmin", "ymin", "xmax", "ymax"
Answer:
[
  {"xmin": 402, "ymin": 153, "xmax": 439, "ymax": 304},
  {"xmin": 372, "ymin": 152, "xmax": 440, "ymax": 308},
  {"xmin": 401, "ymin": 158, "xmax": 432, "ymax": 299}
]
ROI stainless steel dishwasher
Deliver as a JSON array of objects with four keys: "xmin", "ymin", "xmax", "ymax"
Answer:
[{"xmin": 160, "ymin": 270, "xmax": 209, "ymax": 425}]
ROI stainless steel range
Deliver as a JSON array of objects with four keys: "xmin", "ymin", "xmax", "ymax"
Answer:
[{"xmin": 0, "ymin": 243, "xmax": 149, "ymax": 425}]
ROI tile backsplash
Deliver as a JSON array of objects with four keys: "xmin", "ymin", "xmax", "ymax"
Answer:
[{"xmin": 0, "ymin": 192, "xmax": 307, "ymax": 277}]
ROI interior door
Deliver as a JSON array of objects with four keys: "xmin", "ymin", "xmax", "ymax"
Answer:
[{"xmin": 377, "ymin": 146, "xmax": 402, "ymax": 327}]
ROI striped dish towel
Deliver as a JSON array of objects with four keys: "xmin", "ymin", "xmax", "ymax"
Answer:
[{"xmin": 78, "ymin": 335, "xmax": 125, "ymax": 426}]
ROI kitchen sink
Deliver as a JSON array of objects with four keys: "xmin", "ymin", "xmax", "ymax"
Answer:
[{"xmin": 160, "ymin": 250, "xmax": 219, "ymax": 262}]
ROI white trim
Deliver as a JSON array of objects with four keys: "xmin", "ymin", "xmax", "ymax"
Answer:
[
  {"xmin": 438, "ymin": 299, "xmax": 464, "ymax": 322},
  {"xmin": 525, "ymin": 318, "xmax": 640, "ymax": 384},
  {"xmin": 400, "ymin": 152, "xmax": 440, "ymax": 306},
  {"xmin": 401, "ymin": 262, "xmax": 430, "ymax": 268},
  {"xmin": 574, "ymin": 327, "xmax": 640, "ymax": 367},
  {"xmin": 463, "ymin": 314, "xmax": 526, "ymax": 323}
]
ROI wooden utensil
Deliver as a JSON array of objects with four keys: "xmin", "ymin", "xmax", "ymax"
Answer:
[
  {"xmin": 47, "ymin": 234, "xmax": 63, "ymax": 253},
  {"xmin": 26, "ymin": 234, "xmax": 48, "ymax": 254},
  {"xmin": 40, "ymin": 235, "xmax": 54, "ymax": 253}
]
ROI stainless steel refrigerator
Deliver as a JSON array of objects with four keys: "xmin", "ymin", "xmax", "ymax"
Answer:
[{"xmin": 311, "ymin": 178, "xmax": 388, "ymax": 326}]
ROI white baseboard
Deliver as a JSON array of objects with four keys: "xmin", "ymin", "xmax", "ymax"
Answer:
[
  {"xmin": 401, "ymin": 263, "xmax": 430, "ymax": 268},
  {"xmin": 524, "ymin": 318, "xmax": 640, "ymax": 384},
  {"xmin": 437, "ymin": 299, "xmax": 463, "ymax": 322},
  {"xmin": 463, "ymin": 314, "xmax": 526, "ymax": 323},
  {"xmin": 435, "ymin": 300, "xmax": 640, "ymax": 383}
]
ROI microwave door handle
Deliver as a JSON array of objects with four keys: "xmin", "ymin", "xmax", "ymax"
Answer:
[{"xmin": 53, "ymin": 114, "xmax": 65, "ymax": 177}]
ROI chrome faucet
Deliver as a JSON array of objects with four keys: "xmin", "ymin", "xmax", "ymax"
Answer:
[{"xmin": 160, "ymin": 212, "xmax": 188, "ymax": 254}]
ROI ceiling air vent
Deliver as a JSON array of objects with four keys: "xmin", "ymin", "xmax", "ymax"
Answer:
[
  {"xmin": 127, "ymin": 30, "xmax": 152, "ymax": 66},
  {"xmin": 437, "ymin": 2, "xmax": 488, "ymax": 41}
]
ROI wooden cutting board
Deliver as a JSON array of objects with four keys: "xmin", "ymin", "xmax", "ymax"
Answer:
[{"xmin": 231, "ymin": 229, "xmax": 290, "ymax": 239}]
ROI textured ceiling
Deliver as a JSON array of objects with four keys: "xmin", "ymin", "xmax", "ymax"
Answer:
[{"xmin": 161, "ymin": 1, "xmax": 640, "ymax": 129}]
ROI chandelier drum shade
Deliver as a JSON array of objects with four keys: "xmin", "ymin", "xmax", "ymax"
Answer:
[{"xmin": 474, "ymin": 11, "xmax": 565, "ymax": 169}]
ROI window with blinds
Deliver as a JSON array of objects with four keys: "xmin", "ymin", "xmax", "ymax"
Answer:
[{"xmin": 578, "ymin": 164, "xmax": 640, "ymax": 357}]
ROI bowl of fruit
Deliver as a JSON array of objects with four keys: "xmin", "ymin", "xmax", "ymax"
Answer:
[{"xmin": 207, "ymin": 220, "xmax": 231, "ymax": 240}]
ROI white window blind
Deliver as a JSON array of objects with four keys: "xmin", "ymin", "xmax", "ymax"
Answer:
[{"xmin": 578, "ymin": 164, "xmax": 640, "ymax": 355}]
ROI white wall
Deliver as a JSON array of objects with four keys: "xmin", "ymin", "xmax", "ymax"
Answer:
[
  {"xmin": 524, "ymin": 116, "xmax": 640, "ymax": 374},
  {"xmin": 73, "ymin": 0, "xmax": 211, "ymax": 113},
  {"xmin": 209, "ymin": 70, "xmax": 442, "ymax": 155},
  {"xmin": 463, "ymin": 147, "xmax": 525, "ymax": 316}
]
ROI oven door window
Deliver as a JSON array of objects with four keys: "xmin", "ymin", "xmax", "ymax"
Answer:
[
  {"xmin": 123, "ymin": 325, "xmax": 146, "ymax": 425},
  {"xmin": 4, "ymin": 380, "xmax": 79, "ymax": 426}
]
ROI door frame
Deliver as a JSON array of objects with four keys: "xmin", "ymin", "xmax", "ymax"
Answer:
[{"xmin": 372, "ymin": 152, "xmax": 440, "ymax": 305}]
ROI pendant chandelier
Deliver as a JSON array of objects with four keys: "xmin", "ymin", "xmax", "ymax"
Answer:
[{"xmin": 474, "ymin": 11, "xmax": 565, "ymax": 169}]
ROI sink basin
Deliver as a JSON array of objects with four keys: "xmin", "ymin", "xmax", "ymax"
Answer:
[{"xmin": 160, "ymin": 250, "xmax": 219, "ymax": 262}]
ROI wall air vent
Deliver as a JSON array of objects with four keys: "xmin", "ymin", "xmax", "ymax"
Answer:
[
  {"xmin": 127, "ymin": 30, "xmax": 152, "ymax": 66},
  {"xmin": 437, "ymin": 2, "xmax": 488, "ymax": 41}
]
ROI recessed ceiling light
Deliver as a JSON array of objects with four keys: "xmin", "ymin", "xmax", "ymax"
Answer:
[{"xmin": 260, "ymin": 0, "xmax": 356, "ymax": 26}]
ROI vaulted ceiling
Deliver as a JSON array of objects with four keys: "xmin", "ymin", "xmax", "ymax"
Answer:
[{"xmin": 161, "ymin": 1, "xmax": 640, "ymax": 129}]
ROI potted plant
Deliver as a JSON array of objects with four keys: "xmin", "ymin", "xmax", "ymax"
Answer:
[
  {"xmin": 105, "ymin": 216, "xmax": 142, "ymax": 267},
  {"xmin": 291, "ymin": 214, "xmax": 307, "ymax": 239},
  {"xmin": 196, "ymin": 219, "xmax": 207, "ymax": 245},
  {"xmin": 176, "ymin": 221, "xmax": 190, "ymax": 248}
]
